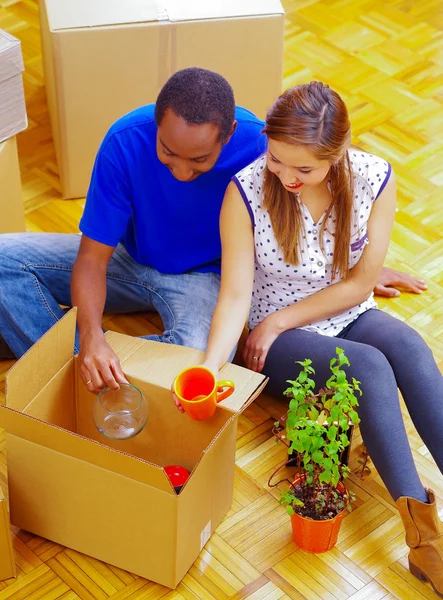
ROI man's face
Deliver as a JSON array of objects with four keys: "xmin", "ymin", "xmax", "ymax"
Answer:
[{"xmin": 156, "ymin": 108, "xmax": 225, "ymax": 182}]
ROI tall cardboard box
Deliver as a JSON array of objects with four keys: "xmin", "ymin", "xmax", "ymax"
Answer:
[
  {"xmin": 0, "ymin": 137, "xmax": 25, "ymax": 233},
  {"xmin": 0, "ymin": 487, "xmax": 16, "ymax": 581},
  {"xmin": 40, "ymin": 0, "xmax": 285, "ymax": 198},
  {"xmin": 0, "ymin": 310, "xmax": 266, "ymax": 588}
]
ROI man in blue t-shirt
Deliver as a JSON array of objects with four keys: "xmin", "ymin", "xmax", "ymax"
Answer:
[{"xmin": 0, "ymin": 68, "xmax": 427, "ymax": 391}]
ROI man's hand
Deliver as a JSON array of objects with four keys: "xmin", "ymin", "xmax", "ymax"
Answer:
[
  {"xmin": 79, "ymin": 332, "xmax": 128, "ymax": 394},
  {"xmin": 374, "ymin": 267, "xmax": 427, "ymax": 298}
]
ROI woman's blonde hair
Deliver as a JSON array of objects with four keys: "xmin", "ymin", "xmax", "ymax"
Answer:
[{"xmin": 262, "ymin": 81, "xmax": 353, "ymax": 279}]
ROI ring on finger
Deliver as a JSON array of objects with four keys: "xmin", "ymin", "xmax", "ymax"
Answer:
[
  {"xmin": 85, "ymin": 379, "xmax": 92, "ymax": 386},
  {"xmin": 252, "ymin": 356, "xmax": 259, "ymax": 361}
]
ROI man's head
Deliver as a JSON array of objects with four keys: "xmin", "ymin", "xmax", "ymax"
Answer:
[{"xmin": 155, "ymin": 68, "xmax": 236, "ymax": 181}]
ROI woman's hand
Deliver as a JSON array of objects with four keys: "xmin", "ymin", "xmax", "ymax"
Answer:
[{"xmin": 243, "ymin": 314, "xmax": 283, "ymax": 373}]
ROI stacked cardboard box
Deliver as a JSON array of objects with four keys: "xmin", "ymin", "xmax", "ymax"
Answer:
[
  {"xmin": 0, "ymin": 309, "xmax": 266, "ymax": 587},
  {"xmin": 0, "ymin": 29, "xmax": 27, "ymax": 233},
  {"xmin": 40, "ymin": 0, "xmax": 285, "ymax": 198}
]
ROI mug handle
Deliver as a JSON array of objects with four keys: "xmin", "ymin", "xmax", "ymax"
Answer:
[{"xmin": 216, "ymin": 380, "xmax": 235, "ymax": 402}]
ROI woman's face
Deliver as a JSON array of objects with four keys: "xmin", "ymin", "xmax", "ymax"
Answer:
[{"xmin": 266, "ymin": 139, "xmax": 332, "ymax": 192}]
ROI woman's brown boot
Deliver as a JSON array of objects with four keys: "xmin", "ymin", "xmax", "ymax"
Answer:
[{"xmin": 396, "ymin": 490, "xmax": 443, "ymax": 598}]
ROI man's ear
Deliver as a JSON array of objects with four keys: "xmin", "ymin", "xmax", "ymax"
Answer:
[{"xmin": 224, "ymin": 120, "xmax": 237, "ymax": 145}]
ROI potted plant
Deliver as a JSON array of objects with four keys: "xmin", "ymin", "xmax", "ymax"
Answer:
[{"xmin": 271, "ymin": 347, "xmax": 361, "ymax": 553}]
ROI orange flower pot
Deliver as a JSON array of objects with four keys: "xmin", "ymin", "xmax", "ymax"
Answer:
[{"xmin": 289, "ymin": 473, "xmax": 348, "ymax": 553}]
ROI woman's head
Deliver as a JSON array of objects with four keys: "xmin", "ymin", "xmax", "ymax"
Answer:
[
  {"xmin": 264, "ymin": 81, "xmax": 351, "ymax": 192},
  {"xmin": 262, "ymin": 82, "xmax": 354, "ymax": 278}
]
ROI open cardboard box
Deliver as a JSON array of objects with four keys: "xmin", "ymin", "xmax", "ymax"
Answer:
[{"xmin": 0, "ymin": 309, "xmax": 266, "ymax": 587}]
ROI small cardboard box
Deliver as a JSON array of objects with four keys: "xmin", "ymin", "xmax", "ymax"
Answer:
[
  {"xmin": 40, "ymin": 0, "xmax": 285, "ymax": 198},
  {"xmin": 0, "ymin": 137, "xmax": 25, "ymax": 233},
  {"xmin": 0, "ymin": 486, "xmax": 15, "ymax": 581},
  {"xmin": 0, "ymin": 310, "xmax": 266, "ymax": 588},
  {"xmin": 0, "ymin": 29, "xmax": 27, "ymax": 144}
]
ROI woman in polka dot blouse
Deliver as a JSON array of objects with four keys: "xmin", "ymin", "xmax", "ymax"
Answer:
[{"xmin": 202, "ymin": 83, "xmax": 443, "ymax": 593}]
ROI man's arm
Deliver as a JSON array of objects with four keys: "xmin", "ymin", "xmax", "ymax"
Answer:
[{"xmin": 71, "ymin": 235, "xmax": 127, "ymax": 394}]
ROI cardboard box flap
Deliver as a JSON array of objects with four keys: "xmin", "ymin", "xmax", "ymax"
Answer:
[
  {"xmin": 165, "ymin": 0, "xmax": 284, "ymax": 22},
  {"xmin": 105, "ymin": 331, "xmax": 266, "ymax": 413},
  {"xmin": 5, "ymin": 309, "xmax": 77, "ymax": 411},
  {"xmin": 45, "ymin": 0, "xmax": 284, "ymax": 31},
  {"xmin": 0, "ymin": 30, "xmax": 25, "ymax": 84},
  {"xmin": 0, "ymin": 406, "xmax": 175, "ymax": 495},
  {"xmin": 221, "ymin": 375, "xmax": 269, "ymax": 415}
]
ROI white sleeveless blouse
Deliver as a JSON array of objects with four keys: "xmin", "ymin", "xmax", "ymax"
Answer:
[{"xmin": 232, "ymin": 150, "xmax": 391, "ymax": 335}]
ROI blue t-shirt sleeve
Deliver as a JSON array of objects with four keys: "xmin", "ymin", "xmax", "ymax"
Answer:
[{"xmin": 79, "ymin": 136, "xmax": 133, "ymax": 247}]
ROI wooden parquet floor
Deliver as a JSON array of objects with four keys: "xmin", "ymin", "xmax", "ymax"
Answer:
[{"xmin": 0, "ymin": 0, "xmax": 442, "ymax": 598}]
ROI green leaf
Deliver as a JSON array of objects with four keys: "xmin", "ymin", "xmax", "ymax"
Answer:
[
  {"xmin": 337, "ymin": 370, "xmax": 346, "ymax": 384},
  {"xmin": 327, "ymin": 425, "xmax": 338, "ymax": 442},
  {"xmin": 312, "ymin": 449, "xmax": 323, "ymax": 464},
  {"xmin": 340, "ymin": 433, "xmax": 350, "ymax": 447},
  {"xmin": 291, "ymin": 439, "xmax": 304, "ymax": 453},
  {"xmin": 299, "ymin": 431, "xmax": 311, "ymax": 452},
  {"xmin": 323, "ymin": 399, "xmax": 333, "ymax": 411},
  {"xmin": 298, "ymin": 371, "xmax": 307, "ymax": 383},
  {"xmin": 319, "ymin": 471, "xmax": 332, "ymax": 484},
  {"xmin": 308, "ymin": 407, "xmax": 319, "ymax": 421},
  {"xmin": 323, "ymin": 458, "xmax": 333, "ymax": 471},
  {"xmin": 286, "ymin": 413, "xmax": 298, "ymax": 429},
  {"xmin": 350, "ymin": 410, "xmax": 360, "ymax": 424},
  {"xmin": 325, "ymin": 441, "xmax": 339, "ymax": 457},
  {"xmin": 339, "ymin": 416, "xmax": 349, "ymax": 430},
  {"xmin": 312, "ymin": 435, "xmax": 324, "ymax": 451},
  {"xmin": 331, "ymin": 406, "xmax": 340, "ymax": 422}
]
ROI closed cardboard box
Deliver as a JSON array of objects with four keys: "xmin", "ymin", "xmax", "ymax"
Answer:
[
  {"xmin": 40, "ymin": 0, "xmax": 285, "ymax": 198},
  {"xmin": 0, "ymin": 137, "xmax": 25, "ymax": 233},
  {"xmin": 0, "ymin": 29, "xmax": 27, "ymax": 144},
  {"xmin": 0, "ymin": 486, "xmax": 15, "ymax": 581},
  {"xmin": 0, "ymin": 309, "xmax": 266, "ymax": 587}
]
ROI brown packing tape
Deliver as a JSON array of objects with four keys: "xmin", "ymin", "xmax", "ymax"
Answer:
[
  {"xmin": 170, "ymin": 21, "xmax": 177, "ymax": 78},
  {"xmin": 157, "ymin": 21, "xmax": 170, "ymax": 89},
  {"xmin": 157, "ymin": 19, "xmax": 177, "ymax": 89}
]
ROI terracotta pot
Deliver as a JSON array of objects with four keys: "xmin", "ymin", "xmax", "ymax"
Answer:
[{"xmin": 289, "ymin": 473, "xmax": 348, "ymax": 553}]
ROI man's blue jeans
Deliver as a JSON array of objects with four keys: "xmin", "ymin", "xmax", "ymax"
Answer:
[{"xmin": 0, "ymin": 233, "xmax": 222, "ymax": 358}]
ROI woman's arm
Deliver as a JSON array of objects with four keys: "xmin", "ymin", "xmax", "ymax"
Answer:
[{"xmin": 202, "ymin": 181, "xmax": 256, "ymax": 372}]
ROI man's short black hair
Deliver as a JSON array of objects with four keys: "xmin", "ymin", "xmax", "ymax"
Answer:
[{"xmin": 155, "ymin": 67, "xmax": 235, "ymax": 143}]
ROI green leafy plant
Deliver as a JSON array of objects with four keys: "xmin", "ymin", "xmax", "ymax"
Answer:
[{"xmin": 278, "ymin": 347, "xmax": 361, "ymax": 520}]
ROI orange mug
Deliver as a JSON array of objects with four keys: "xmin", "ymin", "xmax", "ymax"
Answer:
[{"xmin": 173, "ymin": 366, "xmax": 235, "ymax": 421}]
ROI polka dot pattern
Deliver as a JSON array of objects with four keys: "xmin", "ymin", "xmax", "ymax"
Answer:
[{"xmin": 234, "ymin": 151, "xmax": 391, "ymax": 335}]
